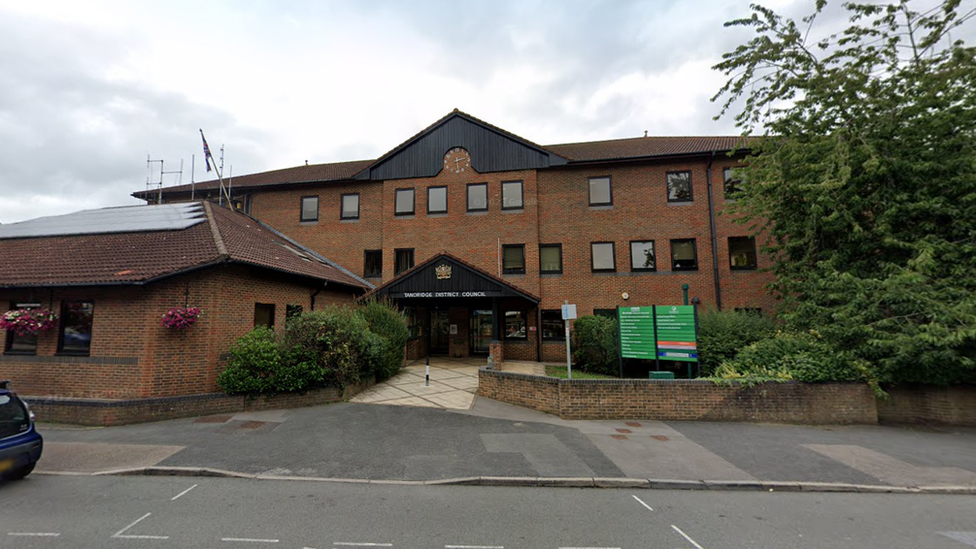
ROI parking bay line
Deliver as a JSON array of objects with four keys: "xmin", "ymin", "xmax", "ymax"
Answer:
[
  {"xmin": 333, "ymin": 543, "xmax": 394, "ymax": 547},
  {"xmin": 111, "ymin": 512, "xmax": 170, "ymax": 540},
  {"xmin": 631, "ymin": 494, "xmax": 653, "ymax": 512},
  {"xmin": 8, "ymin": 532, "xmax": 61, "ymax": 537},
  {"xmin": 671, "ymin": 525, "xmax": 706, "ymax": 549},
  {"xmin": 221, "ymin": 538, "xmax": 279, "ymax": 543},
  {"xmin": 446, "ymin": 545, "xmax": 504, "ymax": 548}
]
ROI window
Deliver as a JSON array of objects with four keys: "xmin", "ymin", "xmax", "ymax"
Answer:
[
  {"xmin": 428, "ymin": 186, "xmax": 447, "ymax": 214},
  {"xmin": 539, "ymin": 244, "xmax": 562, "ymax": 274},
  {"xmin": 254, "ymin": 303, "xmax": 275, "ymax": 328},
  {"xmin": 594, "ymin": 309, "xmax": 617, "ymax": 319},
  {"xmin": 724, "ymin": 167, "xmax": 743, "ymax": 199},
  {"xmin": 504, "ymin": 310, "xmax": 527, "ymax": 339},
  {"xmin": 403, "ymin": 307, "xmax": 420, "ymax": 339},
  {"xmin": 467, "ymin": 183, "xmax": 488, "ymax": 212},
  {"xmin": 300, "ymin": 196, "xmax": 319, "ymax": 222},
  {"xmin": 591, "ymin": 242, "xmax": 616, "ymax": 272},
  {"xmin": 285, "ymin": 304, "xmax": 303, "ymax": 320},
  {"xmin": 58, "ymin": 300, "xmax": 94, "ymax": 355},
  {"xmin": 394, "ymin": 248, "xmax": 414, "ymax": 276},
  {"xmin": 364, "ymin": 250, "xmax": 382, "ymax": 278},
  {"xmin": 395, "ymin": 188, "xmax": 415, "ymax": 216},
  {"xmin": 341, "ymin": 193, "xmax": 360, "ymax": 220},
  {"xmin": 541, "ymin": 310, "xmax": 564, "ymax": 341},
  {"xmin": 630, "ymin": 240, "xmax": 656, "ymax": 271},
  {"xmin": 502, "ymin": 244, "xmax": 526, "ymax": 274},
  {"xmin": 589, "ymin": 176, "xmax": 612, "ymax": 206},
  {"xmin": 667, "ymin": 171, "xmax": 693, "ymax": 202},
  {"xmin": 502, "ymin": 181, "xmax": 523, "ymax": 210},
  {"xmin": 232, "ymin": 194, "xmax": 251, "ymax": 214},
  {"xmin": 4, "ymin": 301, "xmax": 40, "ymax": 355},
  {"xmin": 671, "ymin": 239, "xmax": 698, "ymax": 270},
  {"xmin": 729, "ymin": 236, "xmax": 758, "ymax": 270}
]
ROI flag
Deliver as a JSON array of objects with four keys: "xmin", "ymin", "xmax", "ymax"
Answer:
[{"xmin": 200, "ymin": 129, "xmax": 214, "ymax": 172}]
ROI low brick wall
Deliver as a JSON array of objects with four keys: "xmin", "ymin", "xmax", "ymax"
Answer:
[
  {"xmin": 878, "ymin": 385, "xmax": 976, "ymax": 426},
  {"xmin": 478, "ymin": 368, "xmax": 877, "ymax": 424},
  {"xmin": 25, "ymin": 379, "xmax": 374, "ymax": 426}
]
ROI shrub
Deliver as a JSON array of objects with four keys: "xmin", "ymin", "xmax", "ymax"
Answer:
[
  {"xmin": 217, "ymin": 327, "xmax": 305, "ymax": 394},
  {"xmin": 282, "ymin": 306, "xmax": 384, "ymax": 389},
  {"xmin": 571, "ymin": 315, "xmax": 619, "ymax": 375},
  {"xmin": 697, "ymin": 309, "xmax": 776, "ymax": 376},
  {"xmin": 358, "ymin": 299, "xmax": 409, "ymax": 382}
]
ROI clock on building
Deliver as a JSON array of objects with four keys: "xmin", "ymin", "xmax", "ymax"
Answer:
[{"xmin": 443, "ymin": 147, "xmax": 471, "ymax": 174}]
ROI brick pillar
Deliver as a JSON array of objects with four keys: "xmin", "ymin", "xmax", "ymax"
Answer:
[{"xmin": 489, "ymin": 339, "xmax": 504, "ymax": 369}]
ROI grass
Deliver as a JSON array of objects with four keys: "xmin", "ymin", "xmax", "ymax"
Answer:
[{"xmin": 545, "ymin": 365, "xmax": 618, "ymax": 380}]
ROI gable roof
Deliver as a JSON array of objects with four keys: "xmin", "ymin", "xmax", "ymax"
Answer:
[
  {"xmin": 0, "ymin": 202, "xmax": 370, "ymax": 290},
  {"xmin": 133, "ymin": 112, "xmax": 755, "ymax": 200},
  {"xmin": 362, "ymin": 251, "xmax": 541, "ymax": 303}
]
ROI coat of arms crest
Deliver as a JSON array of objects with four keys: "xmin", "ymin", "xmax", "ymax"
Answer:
[{"xmin": 435, "ymin": 264, "xmax": 452, "ymax": 280}]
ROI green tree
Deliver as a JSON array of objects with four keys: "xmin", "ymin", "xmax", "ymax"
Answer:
[{"xmin": 712, "ymin": 1, "xmax": 976, "ymax": 384}]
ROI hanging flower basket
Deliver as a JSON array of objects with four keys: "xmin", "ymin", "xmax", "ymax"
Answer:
[
  {"xmin": 0, "ymin": 308, "xmax": 58, "ymax": 336},
  {"xmin": 161, "ymin": 307, "xmax": 201, "ymax": 329}
]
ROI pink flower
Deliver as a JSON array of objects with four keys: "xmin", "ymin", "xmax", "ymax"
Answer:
[
  {"xmin": 161, "ymin": 307, "xmax": 201, "ymax": 329},
  {"xmin": 0, "ymin": 308, "xmax": 58, "ymax": 336}
]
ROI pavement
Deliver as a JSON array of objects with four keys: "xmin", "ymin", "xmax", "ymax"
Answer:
[{"xmin": 30, "ymin": 358, "xmax": 976, "ymax": 493}]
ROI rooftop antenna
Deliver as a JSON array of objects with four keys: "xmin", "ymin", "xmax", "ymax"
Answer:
[
  {"xmin": 190, "ymin": 154, "xmax": 196, "ymax": 201},
  {"xmin": 200, "ymin": 129, "xmax": 230, "ymax": 207},
  {"xmin": 147, "ymin": 156, "xmax": 184, "ymax": 205}
]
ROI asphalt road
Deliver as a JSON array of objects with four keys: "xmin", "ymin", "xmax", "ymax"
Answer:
[{"xmin": 2, "ymin": 475, "xmax": 975, "ymax": 549}]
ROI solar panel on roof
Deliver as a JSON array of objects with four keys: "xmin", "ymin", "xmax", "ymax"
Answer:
[{"xmin": 0, "ymin": 202, "xmax": 207, "ymax": 239}]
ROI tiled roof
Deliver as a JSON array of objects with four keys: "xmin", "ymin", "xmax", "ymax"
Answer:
[
  {"xmin": 545, "ymin": 135, "xmax": 754, "ymax": 162},
  {"xmin": 0, "ymin": 202, "xmax": 369, "ymax": 289},
  {"xmin": 133, "ymin": 159, "xmax": 373, "ymax": 198}
]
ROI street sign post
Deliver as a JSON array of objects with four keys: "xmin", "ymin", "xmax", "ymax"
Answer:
[{"xmin": 562, "ymin": 302, "xmax": 577, "ymax": 379}]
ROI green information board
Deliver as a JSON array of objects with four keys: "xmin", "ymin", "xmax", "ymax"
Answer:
[
  {"xmin": 618, "ymin": 306, "xmax": 656, "ymax": 359},
  {"xmin": 654, "ymin": 305, "xmax": 698, "ymax": 362}
]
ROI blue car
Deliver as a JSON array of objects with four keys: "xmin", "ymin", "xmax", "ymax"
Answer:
[{"xmin": 0, "ymin": 380, "xmax": 43, "ymax": 481}]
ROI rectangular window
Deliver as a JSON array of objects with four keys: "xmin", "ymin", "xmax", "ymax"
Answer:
[
  {"xmin": 724, "ymin": 167, "xmax": 743, "ymax": 199},
  {"xmin": 285, "ymin": 304, "xmax": 303, "ymax": 320},
  {"xmin": 591, "ymin": 242, "xmax": 616, "ymax": 272},
  {"xmin": 58, "ymin": 300, "xmax": 94, "ymax": 355},
  {"xmin": 502, "ymin": 181, "xmax": 523, "ymax": 210},
  {"xmin": 589, "ymin": 176, "xmax": 612, "ymax": 206},
  {"xmin": 667, "ymin": 171, "xmax": 693, "ymax": 202},
  {"xmin": 300, "ymin": 196, "xmax": 319, "ymax": 222},
  {"xmin": 630, "ymin": 240, "xmax": 656, "ymax": 271},
  {"xmin": 254, "ymin": 303, "xmax": 275, "ymax": 328},
  {"xmin": 428, "ymin": 186, "xmax": 447, "ymax": 214},
  {"xmin": 341, "ymin": 193, "xmax": 360, "ymax": 220},
  {"xmin": 403, "ymin": 307, "xmax": 420, "ymax": 339},
  {"xmin": 671, "ymin": 239, "xmax": 698, "ymax": 270},
  {"xmin": 394, "ymin": 248, "xmax": 414, "ymax": 276},
  {"xmin": 539, "ymin": 244, "xmax": 562, "ymax": 274},
  {"xmin": 594, "ymin": 309, "xmax": 616, "ymax": 319},
  {"xmin": 541, "ymin": 310, "xmax": 564, "ymax": 341},
  {"xmin": 395, "ymin": 188, "xmax": 415, "ymax": 216},
  {"xmin": 729, "ymin": 236, "xmax": 758, "ymax": 270},
  {"xmin": 364, "ymin": 250, "xmax": 382, "ymax": 278},
  {"xmin": 4, "ymin": 301, "xmax": 40, "ymax": 355},
  {"xmin": 467, "ymin": 183, "xmax": 488, "ymax": 212},
  {"xmin": 504, "ymin": 310, "xmax": 527, "ymax": 339},
  {"xmin": 502, "ymin": 244, "xmax": 526, "ymax": 274}
]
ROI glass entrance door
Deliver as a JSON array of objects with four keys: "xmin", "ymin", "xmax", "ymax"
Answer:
[
  {"xmin": 429, "ymin": 310, "xmax": 450, "ymax": 355},
  {"xmin": 470, "ymin": 309, "xmax": 493, "ymax": 354}
]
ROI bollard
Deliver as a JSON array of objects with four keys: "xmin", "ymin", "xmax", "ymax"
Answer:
[{"xmin": 425, "ymin": 355, "xmax": 430, "ymax": 387}]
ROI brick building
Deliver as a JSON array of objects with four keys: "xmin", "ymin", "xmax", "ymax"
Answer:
[
  {"xmin": 0, "ymin": 201, "xmax": 367, "ymax": 399},
  {"xmin": 138, "ymin": 110, "xmax": 774, "ymax": 363}
]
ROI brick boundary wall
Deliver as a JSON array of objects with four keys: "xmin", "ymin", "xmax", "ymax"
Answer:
[
  {"xmin": 25, "ymin": 378, "xmax": 375, "ymax": 426},
  {"xmin": 478, "ymin": 368, "xmax": 878, "ymax": 424},
  {"xmin": 877, "ymin": 385, "xmax": 976, "ymax": 427}
]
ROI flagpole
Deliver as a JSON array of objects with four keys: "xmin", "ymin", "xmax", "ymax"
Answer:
[{"xmin": 199, "ymin": 129, "xmax": 228, "ymax": 207}]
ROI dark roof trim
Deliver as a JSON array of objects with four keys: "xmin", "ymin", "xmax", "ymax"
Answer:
[{"xmin": 554, "ymin": 147, "xmax": 755, "ymax": 168}]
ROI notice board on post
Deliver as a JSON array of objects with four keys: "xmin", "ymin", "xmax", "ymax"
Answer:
[{"xmin": 618, "ymin": 305, "xmax": 698, "ymax": 369}]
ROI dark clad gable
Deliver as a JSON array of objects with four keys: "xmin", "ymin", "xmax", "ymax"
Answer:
[
  {"xmin": 360, "ymin": 114, "xmax": 567, "ymax": 181},
  {"xmin": 378, "ymin": 257, "xmax": 538, "ymax": 301}
]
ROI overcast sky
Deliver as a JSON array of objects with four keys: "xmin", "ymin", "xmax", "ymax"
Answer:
[{"xmin": 0, "ymin": 0, "xmax": 965, "ymax": 223}]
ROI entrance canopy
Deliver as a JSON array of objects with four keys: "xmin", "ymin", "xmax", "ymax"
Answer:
[{"xmin": 364, "ymin": 253, "xmax": 540, "ymax": 303}]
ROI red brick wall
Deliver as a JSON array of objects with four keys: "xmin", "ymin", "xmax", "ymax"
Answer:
[
  {"xmin": 0, "ymin": 264, "xmax": 358, "ymax": 399},
  {"xmin": 878, "ymin": 385, "xmax": 976, "ymax": 426},
  {"xmin": 478, "ymin": 368, "xmax": 878, "ymax": 424}
]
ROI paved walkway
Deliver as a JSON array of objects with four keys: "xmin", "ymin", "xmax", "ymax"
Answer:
[{"xmin": 350, "ymin": 358, "xmax": 547, "ymax": 410}]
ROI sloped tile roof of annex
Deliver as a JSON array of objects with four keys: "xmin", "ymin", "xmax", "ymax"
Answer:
[
  {"xmin": 135, "ymin": 130, "xmax": 753, "ymax": 198},
  {"xmin": 0, "ymin": 202, "xmax": 369, "ymax": 289}
]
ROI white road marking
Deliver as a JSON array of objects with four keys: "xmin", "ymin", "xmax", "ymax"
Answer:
[
  {"xmin": 446, "ymin": 545, "xmax": 504, "ymax": 548},
  {"xmin": 171, "ymin": 483, "xmax": 199, "ymax": 501},
  {"xmin": 632, "ymin": 494, "xmax": 653, "ymax": 511},
  {"xmin": 671, "ymin": 525, "xmax": 706, "ymax": 549},
  {"xmin": 557, "ymin": 547, "xmax": 620, "ymax": 549},
  {"xmin": 8, "ymin": 532, "xmax": 61, "ymax": 537},
  {"xmin": 111, "ymin": 512, "xmax": 170, "ymax": 540},
  {"xmin": 333, "ymin": 543, "xmax": 394, "ymax": 547},
  {"xmin": 221, "ymin": 538, "xmax": 280, "ymax": 543}
]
